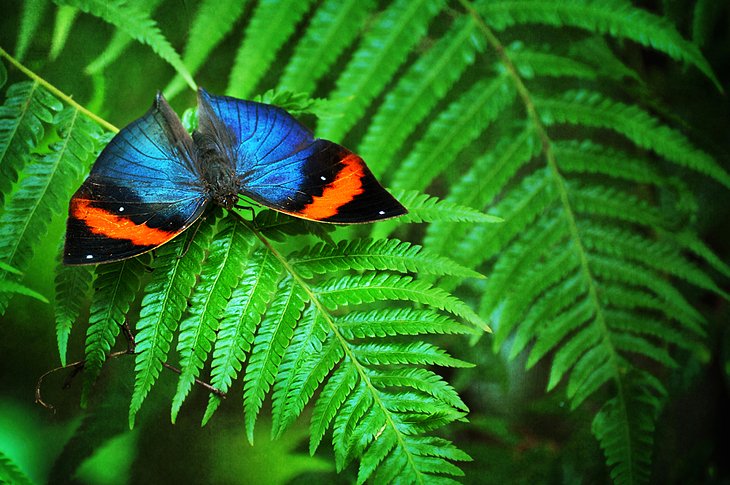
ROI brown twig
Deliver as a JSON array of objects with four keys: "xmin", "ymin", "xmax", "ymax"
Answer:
[{"xmin": 36, "ymin": 323, "xmax": 226, "ymax": 412}]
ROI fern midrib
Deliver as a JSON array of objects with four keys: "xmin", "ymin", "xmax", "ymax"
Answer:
[
  {"xmin": 91, "ymin": 261, "xmax": 128, "ymax": 341},
  {"xmin": 5, "ymin": 108, "xmax": 80, "ymax": 265},
  {"xmin": 0, "ymin": 80, "xmax": 38, "ymax": 165},
  {"xmin": 462, "ymin": 1, "xmax": 634, "ymax": 477},
  {"xmin": 249, "ymin": 225, "xmax": 427, "ymax": 485}
]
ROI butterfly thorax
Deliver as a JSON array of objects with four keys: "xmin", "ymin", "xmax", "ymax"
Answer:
[{"xmin": 199, "ymin": 152, "xmax": 239, "ymax": 210}]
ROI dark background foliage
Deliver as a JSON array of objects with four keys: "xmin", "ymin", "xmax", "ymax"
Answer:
[{"xmin": 1, "ymin": 0, "xmax": 729, "ymax": 483}]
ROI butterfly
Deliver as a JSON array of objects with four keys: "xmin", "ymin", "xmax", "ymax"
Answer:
[{"xmin": 63, "ymin": 88, "xmax": 407, "ymax": 265}]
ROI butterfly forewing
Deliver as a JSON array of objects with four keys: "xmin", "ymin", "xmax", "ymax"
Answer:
[{"xmin": 64, "ymin": 94, "xmax": 209, "ymax": 265}]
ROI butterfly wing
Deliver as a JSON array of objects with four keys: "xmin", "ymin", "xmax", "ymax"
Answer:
[
  {"xmin": 196, "ymin": 88, "xmax": 407, "ymax": 223},
  {"xmin": 64, "ymin": 93, "xmax": 210, "ymax": 265}
]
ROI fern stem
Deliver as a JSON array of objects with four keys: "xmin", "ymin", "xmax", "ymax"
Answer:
[
  {"xmin": 238, "ymin": 212, "xmax": 427, "ymax": 484},
  {"xmin": 459, "ymin": 0, "xmax": 629, "ymax": 414},
  {"xmin": 0, "ymin": 46, "xmax": 119, "ymax": 133}
]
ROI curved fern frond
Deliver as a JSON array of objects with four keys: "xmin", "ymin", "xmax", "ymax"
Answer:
[
  {"xmin": 84, "ymin": 0, "xmax": 164, "ymax": 75},
  {"xmin": 172, "ymin": 217, "xmax": 253, "ymax": 421},
  {"xmin": 57, "ymin": 0, "xmax": 196, "ymax": 90},
  {"xmin": 390, "ymin": 75, "xmax": 516, "ymax": 192},
  {"xmin": 477, "ymin": 0, "xmax": 720, "ymax": 88},
  {"xmin": 129, "ymin": 220, "xmax": 215, "ymax": 428},
  {"xmin": 0, "ymin": 106, "xmax": 99, "ymax": 312},
  {"xmin": 0, "ymin": 81, "xmax": 62, "ymax": 206},
  {"xmin": 81, "ymin": 257, "xmax": 147, "ymax": 406},
  {"xmin": 163, "ymin": 0, "xmax": 247, "ymax": 99},
  {"xmin": 202, "ymin": 246, "xmax": 283, "ymax": 424},
  {"xmin": 16, "ymin": 0, "xmax": 50, "ymax": 61},
  {"xmin": 317, "ymin": 0, "xmax": 446, "ymax": 141},
  {"xmin": 54, "ymin": 263, "xmax": 94, "ymax": 366},
  {"xmin": 358, "ymin": 14, "xmax": 485, "ymax": 174},
  {"xmin": 277, "ymin": 0, "xmax": 376, "ymax": 95},
  {"xmin": 291, "ymin": 238, "xmax": 483, "ymax": 279},
  {"xmin": 226, "ymin": 0, "xmax": 315, "ymax": 98},
  {"xmin": 0, "ymin": 450, "xmax": 34, "ymax": 485}
]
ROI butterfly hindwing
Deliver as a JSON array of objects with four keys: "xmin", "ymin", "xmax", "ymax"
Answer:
[
  {"xmin": 64, "ymin": 94, "xmax": 209, "ymax": 265},
  {"xmin": 196, "ymin": 88, "xmax": 407, "ymax": 223}
]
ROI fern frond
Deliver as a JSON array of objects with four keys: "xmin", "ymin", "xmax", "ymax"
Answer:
[
  {"xmin": 226, "ymin": 0, "xmax": 315, "ymax": 98},
  {"xmin": 172, "ymin": 217, "xmax": 253, "ymax": 421},
  {"xmin": 0, "ymin": 107, "xmax": 99, "ymax": 312},
  {"xmin": 478, "ymin": 0, "xmax": 720, "ymax": 88},
  {"xmin": 129, "ymin": 221, "xmax": 215, "ymax": 428},
  {"xmin": 58, "ymin": 0, "xmax": 196, "ymax": 90},
  {"xmin": 243, "ymin": 277, "xmax": 307, "ymax": 442},
  {"xmin": 0, "ymin": 81, "xmax": 62, "ymax": 206},
  {"xmin": 84, "ymin": 0, "xmax": 164, "ymax": 75},
  {"xmin": 309, "ymin": 362, "xmax": 359, "ymax": 454},
  {"xmin": 291, "ymin": 238, "xmax": 482, "ymax": 279},
  {"xmin": 315, "ymin": 272, "xmax": 486, "ymax": 330},
  {"xmin": 49, "ymin": 5, "xmax": 78, "ymax": 61},
  {"xmin": 0, "ymin": 271, "xmax": 48, "ymax": 303},
  {"xmin": 592, "ymin": 371, "xmax": 665, "ymax": 485},
  {"xmin": 163, "ymin": 0, "xmax": 247, "ymax": 99},
  {"xmin": 270, "ymin": 308, "xmax": 337, "ymax": 436},
  {"xmin": 81, "ymin": 257, "xmax": 146, "ymax": 406},
  {"xmin": 391, "ymin": 75, "xmax": 516, "ymax": 192},
  {"xmin": 537, "ymin": 90, "xmax": 730, "ymax": 188},
  {"xmin": 277, "ymin": 0, "xmax": 376, "ymax": 94},
  {"xmin": 202, "ymin": 247, "xmax": 283, "ymax": 425},
  {"xmin": 423, "ymin": 128, "xmax": 539, "ymax": 256},
  {"xmin": 353, "ymin": 342, "xmax": 473, "ymax": 368},
  {"xmin": 317, "ymin": 0, "xmax": 446, "ymax": 141},
  {"xmin": 54, "ymin": 263, "xmax": 94, "ymax": 366},
  {"xmin": 16, "ymin": 0, "xmax": 50, "ymax": 61},
  {"xmin": 335, "ymin": 309, "xmax": 474, "ymax": 339},
  {"xmin": 358, "ymin": 14, "xmax": 484, "ymax": 173},
  {"xmin": 509, "ymin": 44, "xmax": 600, "ymax": 80},
  {"xmin": 0, "ymin": 450, "xmax": 34, "ymax": 485}
]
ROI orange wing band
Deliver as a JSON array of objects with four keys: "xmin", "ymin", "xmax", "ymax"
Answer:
[
  {"xmin": 300, "ymin": 154, "xmax": 364, "ymax": 220},
  {"xmin": 72, "ymin": 198, "xmax": 178, "ymax": 246}
]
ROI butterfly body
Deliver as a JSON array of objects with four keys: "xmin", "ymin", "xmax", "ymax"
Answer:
[{"xmin": 64, "ymin": 89, "xmax": 406, "ymax": 265}]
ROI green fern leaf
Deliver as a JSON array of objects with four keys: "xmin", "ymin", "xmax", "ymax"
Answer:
[
  {"xmin": 592, "ymin": 371, "xmax": 665, "ymax": 485},
  {"xmin": 390, "ymin": 75, "xmax": 515, "ymax": 192},
  {"xmin": 16, "ymin": 0, "xmax": 50, "ymax": 61},
  {"xmin": 226, "ymin": 0, "xmax": 315, "ymax": 98},
  {"xmin": 315, "ymin": 272, "xmax": 487, "ymax": 330},
  {"xmin": 49, "ymin": 5, "xmax": 79, "ymax": 61},
  {"xmin": 0, "ymin": 81, "xmax": 62, "ymax": 206},
  {"xmin": 129, "ymin": 221, "xmax": 215, "ymax": 428},
  {"xmin": 509, "ymin": 44, "xmax": 601, "ymax": 80},
  {"xmin": 58, "ymin": 0, "xmax": 196, "ymax": 90},
  {"xmin": 277, "ymin": 0, "xmax": 376, "ymax": 94},
  {"xmin": 84, "ymin": 0, "xmax": 164, "ymax": 74},
  {"xmin": 81, "ymin": 257, "xmax": 147, "ymax": 407},
  {"xmin": 243, "ymin": 277, "xmax": 307, "ymax": 442},
  {"xmin": 353, "ymin": 342, "xmax": 473, "ymax": 368},
  {"xmin": 172, "ymin": 217, "xmax": 253, "ymax": 421},
  {"xmin": 423, "ymin": 129, "xmax": 539, "ymax": 257},
  {"xmin": 358, "ymin": 14, "xmax": 485, "ymax": 173},
  {"xmin": 291, "ymin": 238, "xmax": 482, "ymax": 279},
  {"xmin": 537, "ymin": 90, "xmax": 730, "ymax": 188},
  {"xmin": 0, "ymin": 450, "xmax": 35, "ymax": 485},
  {"xmin": 163, "ymin": 0, "xmax": 248, "ymax": 99},
  {"xmin": 317, "ymin": 0, "xmax": 446, "ymax": 141},
  {"xmin": 272, "ymin": 330, "xmax": 344, "ymax": 437},
  {"xmin": 478, "ymin": 0, "xmax": 721, "ymax": 88},
  {"xmin": 335, "ymin": 308, "xmax": 473, "ymax": 339},
  {"xmin": 0, "ymin": 107, "xmax": 99, "ymax": 312},
  {"xmin": 309, "ymin": 362, "xmax": 359, "ymax": 454},
  {"xmin": 203, "ymin": 247, "xmax": 283, "ymax": 425},
  {"xmin": 54, "ymin": 263, "xmax": 94, "ymax": 366}
]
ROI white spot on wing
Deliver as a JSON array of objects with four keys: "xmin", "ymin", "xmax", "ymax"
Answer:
[
  {"xmin": 86, "ymin": 254, "xmax": 94, "ymax": 260},
  {"xmin": 320, "ymin": 176, "xmax": 327, "ymax": 181},
  {"xmin": 378, "ymin": 210, "xmax": 386, "ymax": 215},
  {"xmin": 119, "ymin": 206, "xmax": 125, "ymax": 212}
]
